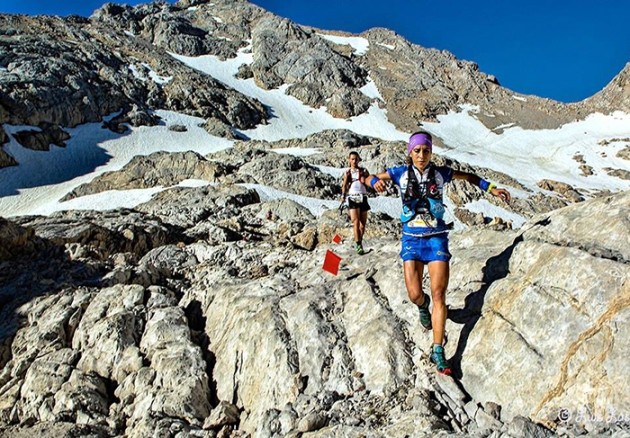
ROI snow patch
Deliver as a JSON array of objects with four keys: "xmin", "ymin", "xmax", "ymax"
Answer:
[
  {"xmin": 360, "ymin": 78, "xmax": 382, "ymax": 100},
  {"xmin": 40, "ymin": 187, "xmax": 164, "ymax": 215},
  {"xmin": 270, "ymin": 147, "xmax": 322, "ymax": 157},
  {"xmin": 376, "ymin": 42, "xmax": 395, "ymax": 50},
  {"xmin": 424, "ymin": 105, "xmax": 630, "ymax": 193},
  {"xmin": 128, "ymin": 63, "xmax": 172, "ymax": 85},
  {"xmin": 493, "ymin": 123, "xmax": 515, "ymax": 131},
  {"xmin": 317, "ymin": 33, "xmax": 369, "ymax": 56},
  {"xmin": 178, "ymin": 179, "xmax": 211, "ymax": 188}
]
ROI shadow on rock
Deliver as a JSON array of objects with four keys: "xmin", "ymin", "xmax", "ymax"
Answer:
[
  {"xmin": 0, "ymin": 125, "xmax": 124, "ymax": 198},
  {"xmin": 448, "ymin": 234, "xmax": 523, "ymax": 379},
  {"xmin": 0, "ymin": 225, "xmax": 108, "ymax": 369}
]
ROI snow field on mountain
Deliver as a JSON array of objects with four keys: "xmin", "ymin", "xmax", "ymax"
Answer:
[{"xmin": 1, "ymin": 38, "xmax": 628, "ymax": 224}]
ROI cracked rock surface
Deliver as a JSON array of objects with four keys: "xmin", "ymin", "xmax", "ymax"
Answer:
[{"xmin": 1, "ymin": 186, "xmax": 627, "ymax": 437}]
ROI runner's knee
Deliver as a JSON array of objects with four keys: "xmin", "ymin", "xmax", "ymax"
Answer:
[
  {"xmin": 407, "ymin": 287, "xmax": 424, "ymax": 303},
  {"xmin": 430, "ymin": 288, "xmax": 446, "ymax": 305}
]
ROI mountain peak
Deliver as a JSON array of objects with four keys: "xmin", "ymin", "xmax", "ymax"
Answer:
[{"xmin": 585, "ymin": 61, "xmax": 630, "ymax": 111}]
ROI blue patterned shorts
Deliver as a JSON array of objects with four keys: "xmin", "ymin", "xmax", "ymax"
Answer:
[{"xmin": 400, "ymin": 233, "xmax": 451, "ymax": 263}]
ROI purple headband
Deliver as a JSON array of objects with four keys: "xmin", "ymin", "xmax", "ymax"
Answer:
[{"xmin": 407, "ymin": 133, "xmax": 432, "ymax": 154}]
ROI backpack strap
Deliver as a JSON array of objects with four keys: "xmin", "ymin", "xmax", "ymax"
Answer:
[
  {"xmin": 346, "ymin": 167, "xmax": 368, "ymax": 184},
  {"xmin": 403, "ymin": 164, "xmax": 420, "ymax": 200},
  {"xmin": 426, "ymin": 165, "xmax": 443, "ymax": 200}
]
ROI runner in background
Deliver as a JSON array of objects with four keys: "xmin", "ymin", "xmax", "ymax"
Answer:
[{"xmin": 340, "ymin": 151, "xmax": 371, "ymax": 255}]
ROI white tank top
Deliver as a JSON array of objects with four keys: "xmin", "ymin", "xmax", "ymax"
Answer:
[{"xmin": 347, "ymin": 168, "xmax": 367, "ymax": 195}]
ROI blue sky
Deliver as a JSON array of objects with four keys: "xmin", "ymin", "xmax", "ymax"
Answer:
[{"xmin": 2, "ymin": 0, "xmax": 628, "ymax": 103}]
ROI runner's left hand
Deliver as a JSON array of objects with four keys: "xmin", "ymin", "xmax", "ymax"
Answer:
[{"xmin": 491, "ymin": 187, "xmax": 511, "ymax": 202}]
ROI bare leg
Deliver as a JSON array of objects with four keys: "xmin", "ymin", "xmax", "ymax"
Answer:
[
  {"xmin": 358, "ymin": 210, "xmax": 368, "ymax": 243},
  {"xmin": 349, "ymin": 208, "xmax": 361, "ymax": 243},
  {"xmin": 427, "ymin": 261, "xmax": 450, "ymax": 346},
  {"xmin": 403, "ymin": 260, "xmax": 426, "ymax": 305}
]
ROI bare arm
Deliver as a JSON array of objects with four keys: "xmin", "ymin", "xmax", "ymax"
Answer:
[
  {"xmin": 453, "ymin": 169, "xmax": 511, "ymax": 202},
  {"xmin": 340, "ymin": 171, "xmax": 349, "ymax": 199}
]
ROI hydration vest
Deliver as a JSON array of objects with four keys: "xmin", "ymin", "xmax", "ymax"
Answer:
[
  {"xmin": 345, "ymin": 167, "xmax": 368, "ymax": 184},
  {"xmin": 344, "ymin": 167, "xmax": 368, "ymax": 201},
  {"xmin": 400, "ymin": 164, "xmax": 445, "ymax": 223}
]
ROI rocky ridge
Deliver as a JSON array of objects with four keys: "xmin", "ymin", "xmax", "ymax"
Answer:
[{"xmin": 2, "ymin": 0, "xmax": 630, "ymax": 167}]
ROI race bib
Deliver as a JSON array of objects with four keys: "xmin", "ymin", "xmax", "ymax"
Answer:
[
  {"xmin": 348, "ymin": 194, "xmax": 364, "ymax": 203},
  {"xmin": 408, "ymin": 215, "xmax": 438, "ymax": 228}
]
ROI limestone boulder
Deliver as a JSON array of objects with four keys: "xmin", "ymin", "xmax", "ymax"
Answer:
[
  {"xmin": 538, "ymin": 179, "xmax": 584, "ymax": 203},
  {"xmin": 14, "ymin": 209, "xmax": 178, "ymax": 260},
  {"xmin": 0, "ymin": 217, "xmax": 43, "ymax": 261},
  {"xmin": 212, "ymin": 146, "xmax": 340, "ymax": 199},
  {"xmin": 62, "ymin": 151, "xmax": 230, "ymax": 200},
  {"xmin": 459, "ymin": 191, "xmax": 630, "ymax": 424},
  {"xmin": 12, "ymin": 124, "xmax": 70, "ymax": 151},
  {"xmin": 135, "ymin": 184, "xmax": 260, "ymax": 231}
]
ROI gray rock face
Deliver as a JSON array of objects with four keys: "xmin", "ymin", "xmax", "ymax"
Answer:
[
  {"xmin": 0, "ymin": 217, "xmax": 43, "ymax": 261},
  {"xmin": 232, "ymin": 149, "xmax": 340, "ymax": 198},
  {"xmin": 92, "ymin": 0, "xmax": 266, "ymax": 59},
  {"xmin": 1, "ymin": 1, "xmax": 629, "ymax": 436},
  {"xmin": 1, "ymin": 185, "xmax": 627, "ymax": 436},
  {"xmin": 62, "ymin": 150, "xmax": 231, "ymax": 200},
  {"xmin": 586, "ymin": 62, "xmax": 630, "ymax": 113},
  {"xmin": 251, "ymin": 15, "xmax": 369, "ymax": 117},
  {"xmin": 262, "ymin": 128, "xmax": 375, "ymax": 153},
  {"xmin": 135, "ymin": 183, "xmax": 261, "ymax": 229},
  {"xmin": 325, "ymin": 87, "xmax": 373, "ymax": 119},
  {"xmin": 91, "ymin": 0, "xmax": 630, "ymax": 131},
  {"xmin": 0, "ymin": 15, "xmax": 122, "ymax": 128},
  {"xmin": 0, "ymin": 11, "xmax": 267, "ymax": 164},
  {"xmin": 357, "ymin": 28, "xmax": 587, "ymax": 132},
  {"xmin": 12, "ymin": 208, "xmax": 181, "ymax": 260}
]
